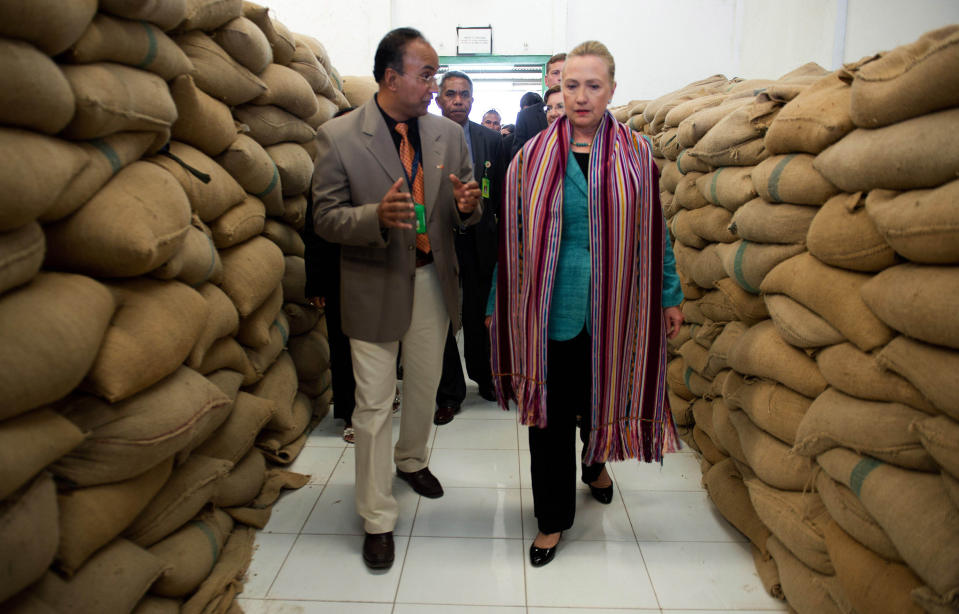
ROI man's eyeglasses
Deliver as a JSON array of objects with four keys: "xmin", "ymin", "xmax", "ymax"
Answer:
[{"xmin": 400, "ymin": 71, "xmax": 438, "ymax": 86}]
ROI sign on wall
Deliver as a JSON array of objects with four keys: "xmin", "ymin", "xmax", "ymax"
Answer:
[{"xmin": 456, "ymin": 26, "xmax": 493, "ymax": 55}]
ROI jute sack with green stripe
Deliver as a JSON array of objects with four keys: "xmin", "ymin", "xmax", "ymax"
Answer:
[
  {"xmin": 752, "ymin": 153, "xmax": 838, "ymax": 205},
  {"xmin": 99, "ymin": 0, "xmax": 188, "ymax": 31},
  {"xmin": 764, "ymin": 70, "xmax": 854, "ymax": 155},
  {"xmin": 217, "ymin": 134, "xmax": 284, "ymax": 216},
  {"xmin": 666, "ymin": 356, "xmax": 694, "ymax": 401},
  {"xmin": 245, "ymin": 315, "xmax": 289, "ymax": 379},
  {"xmin": 701, "ymin": 278, "xmax": 768, "ymax": 325},
  {"xmin": 149, "ymin": 141, "xmax": 247, "ymax": 222},
  {"xmin": 865, "ymin": 179, "xmax": 959, "ymax": 265},
  {"xmin": 0, "ymin": 0, "xmax": 96, "ymax": 56},
  {"xmin": 807, "ymin": 192, "xmax": 897, "ymax": 272},
  {"xmin": 171, "ymin": 74, "xmax": 237, "ymax": 157},
  {"xmin": 765, "ymin": 293, "xmax": 844, "ymax": 349},
  {"xmin": 151, "ymin": 221, "xmax": 224, "ymax": 287},
  {"xmin": 674, "ymin": 171, "xmax": 709, "ymax": 209},
  {"xmin": 817, "ymin": 447, "xmax": 959, "ymax": 600},
  {"xmin": 696, "ymin": 166, "xmax": 756, "ymax": 212},
  {"xmin": 675, "ymin": 148, "xmax": 711, "ymax": 174},
  {"xmin": 0, "ymin": 39, "xmax": 75, "ymax": 135},
  {"xmin": 793, "ymin": 388, "xmax": 937, "ymax": 471},
  {"xmin": 715, "ymin": 239, "xmax": 804, "ymax": 295},
  {"xmin": 149, "ymin": 508, "xmax": 234, "ymax": 597},
  {"xmin": 814, "ymin": 470, "xmax": 901, "ymax": 562},
  {"xmin": 659, "ymin": 158, "xmax": 683, "ymax": 192},
  {"xmin": 66, "ymin": 13, "xmax": 193, "ymax": 81},
  {"xmin": 659, "ymin": 127, "xmax": 683, "ymax": 160},
  {"xmin": 729, "ymin": 198, "xmax": 817, "ymax": 244},
  {"xmin": 849, "ymin": 25, "xmax": 959, "ymax": 129}
]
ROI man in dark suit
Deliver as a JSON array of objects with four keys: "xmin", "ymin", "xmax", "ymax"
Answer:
[
  {"xmin": 312, "ymin": 28, "xmax": 482, "ymax": 569},
  {"xmin": 433, "ymin": 71, "xmax": 507, "ymax": 425},
  {"xmin": 511, "ymin": 52, "xmax": 566, "ymax": 156}
]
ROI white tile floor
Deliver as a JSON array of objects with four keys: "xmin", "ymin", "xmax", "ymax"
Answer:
[{"xmin": 238, "ymin": 384, "xmax": 788, "ymax": 614}]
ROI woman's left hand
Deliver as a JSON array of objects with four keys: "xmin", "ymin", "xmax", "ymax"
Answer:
[{"xmin": 663, "ymin": 306, "xmax": 684, "ymax": 339}]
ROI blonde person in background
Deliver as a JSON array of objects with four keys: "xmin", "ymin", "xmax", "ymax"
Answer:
[
  {"xmin": 488, "ymin": 41, "xmax": 684, "ymax": 567},
  {"xmin": 543, "ymin": 85, "xmax": 564, "ymax": 125}
]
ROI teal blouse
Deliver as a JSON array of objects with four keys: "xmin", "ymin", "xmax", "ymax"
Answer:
[{"xmin": 487, "ymin": 151, "xmax": 684, "ymax": 340}]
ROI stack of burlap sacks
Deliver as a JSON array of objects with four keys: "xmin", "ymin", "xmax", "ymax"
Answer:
[
  {"xmin": 0, "ymin": 1, "xmax": 349, "ymax": 612},
  {"xmin": 622, "ymin": 25, "xmax": 959, "ymax": 614}
]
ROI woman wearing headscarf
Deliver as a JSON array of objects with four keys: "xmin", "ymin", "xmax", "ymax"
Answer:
[{"xmin": 489, "ymin": 40, "xmax": 684, "ymax": 567}]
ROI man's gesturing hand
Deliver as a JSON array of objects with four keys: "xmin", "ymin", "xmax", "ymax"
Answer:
[
  {"xmin": 449, "ymin": 174, "xmax": 481, "ymax": 214},
  {"xmin": 377, "ymin": 178, "xmax": 416, "ymax": 229}
]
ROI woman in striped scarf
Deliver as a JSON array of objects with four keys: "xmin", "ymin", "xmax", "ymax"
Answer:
[{"xmin": 488, "ymin": 41, "xmax": 684, "ymax": 567}]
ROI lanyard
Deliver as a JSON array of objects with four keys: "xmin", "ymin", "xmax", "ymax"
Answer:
[{"xmin": 401, "ymin": 148, "xmax": 422, "ymax": 195}]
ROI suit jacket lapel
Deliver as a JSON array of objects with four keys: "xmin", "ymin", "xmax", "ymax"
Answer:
[
  {"xmin": 468, "ymin": 122, "xmax": 485, "ymax": 182},
  {"xmin": 361, "ymin": 99, "xmax": 405, "ymax": 186},
  {"xmin": 420, "ymin": 118, "xmax": 444, "ymax": 221}
]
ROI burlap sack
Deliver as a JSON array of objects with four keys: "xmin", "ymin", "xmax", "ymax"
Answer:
[
  {"xmin": 692, "ymin": 320, "xmax": 724, "ymax": 349},
  {"xmin": 56, "ymin": 458, "xmax": 173, "ymax": 576},
  {"xmin": 913, "ymin": 416, "xmax": 959, "ymax": 479},
  {"xmin": 262, "ymin": 219, "xmax": 306, "ymax": 257},
  {"xmin": 814, "ymin": 470, "xmax": 901, "ymax": 562},
  {"xmin": 821, "ymin": 517, "xmax": 924, "ymax": 614},
  {"xmin": 99, "ymin": 0, "xmax": 188, "ymax": 31},
  {"xmin": 817, "ymin": 447, "xmax": 959, "ymax": 598},
  {"xmin": 288, "ymin": 328, "xmax": 332, "ymax": 382},
  {"xmin": 68, "ymin": 14, "xmax": 193, "ymax": 81},
  {"xmin": 723, "ymin": 371, "xmax": 810, "ymax": 446},
  {"xmin": 282, "ymin": 194, "xmax": 308, "ymax": 229},
  {"xmin": 290, "ymin": 40, "xmax": 335, "ymax": 95},
  {"xmin": 729, "ymin": 410, "xmax": 816, "ymax": 490},
  {"xmin": 0, "ymin": 273, "xmax": 115, "ymax": 421},
  {"xmin": 716, "ymin": 240, "xmax": 805, "ymax": 295},
  {"xmin": 0, "ymin": 39, "xmax": 75, "ymax": 135},
  {"xmin": 53, "ymin": 366, "xmax": 230, "ymax": 486},
  {"xmin": 675, "ymin": 149, "xmax": 712, "ymax": 174},
  {"xmin": 266, "ymin": 143, "xmax": 314, "ymax": 197},
  {"xmin": 206, "ymin": 369, "xmax": 245, "ymax": 401},
  {"xmin": 712, "ymin": 401, "xmax": 747, "ymax": 464},
  {"xmin": 175, "ymin": 31, "xmax": 266, "ymax": 105},
  {"xmin": 744, "ymin": 477, "xmax": 833, "ymax": 574},
  {"xmin": 702, "ymin": 321, "xmax": 746, "ymax": 378},
  {"xmin": 807, "ymin": 192, "xmax": 897, "ymax": 272},
  {"xmin": 670, "ymin": 243, "xmax": 695, "ymax": 292},
  {"xmin": 84, "ymin": 278, "xmax": 207, "ymax": 402},
  {"xmin": 665, "ymin": 92, "xmax": 729, "ymax": 128},
  {"xmin": 677, "ymin": 96, "xmax": 753, "ymax": 148},
  {"xmin": 729, "ymin": 320, "xmax": 825, "ymax": 398},
  {"xmin": 766, "ymin": 536, "xmax": 848, "ymax": 614},
  {"xmin": 752, "ymin": 153, "xmax": 839, "ymax": 206},
  {"xmin": 0, "ymin": 129, "xmax": 87, "ymax": 230},
  {"xmin": 170, "ymin": 75, "xmax": 236, "ymax": 157},
  {"xmin": 729, "ymin": 198, "xmax": 817, "ymax": 244},
  {"xmin": 42, "ymin": 132, "xmax": 157, "ymax": 224},
  {"xmin": 702, "ymin": 459, "xmax": 771, "ymax": 554},
  {"xmin": 685, "ymin": 243, "xmax": 726, "ymax": 289},
  {"xmin": 0, "ymin": 222, "xmax": 44, "ymax": 296},
  {"xmin": 60, "ymin": 62, "xmax": 176, "ymax": 146},
  {"xmin": 752, "ymin": 544, "xmax": 784, "ymax": 599},
  {"xmin": 794, "ymin": 388, "xmax": 936, "ymax": 471},
  {"xmin": 660, "ymin": 128, "xmax": 684, "ymax": 161},
  {"xmin": 24, "ymin": 538, "xmax": 166, "ymax": 614},
  {"xmin": 181, "ymin": 525, "xmax": 255, "ymax": 614},
  {"xmin": 133, "ymin": 596, "xmax": 184, "ymax": 613},
  {"xmin": 765, "ymin": 70, "xmax": 854, "ymax": 155},
  {"xmin": 660, "ymin": 160, "xmax": 682, "ymax": 194},
  {"xmin": 215, "ymin": 134, "xmax": 284, "ymax": 216},
  {"xmin": 861, "ymin": 264, "xmax": 959, "ymax": 350},
  {"xmin": 306, "ymin": 94, "xmax": 341, "ymax": 131},
  {"xmin": 876, "ymin": 336, "xmax": 959, "ymax": 421},
  {"xmin": 690, "ymin": 98, "xmax": 775, "ymax": 156},
  {"xmin": 677, "ymin": 266, "xmax": 705, "ymax": 301},
  {"xmin": 674, "ymin": 171, "xmax": 710, "ymax": 210},
  {"xmin": 282, "ymin": 255, "xmax": 308, "ymax": 306},
  {"xmin": 702, "ymin": 280, "xmax": 769, "ymax": 324},
  {"xmin": 697, "ymin": 166, "xmax": 757, "ymax": 212},
  {"xmin": 149, "ymin": 142, "xmax": 247, "ymax": 222},
  {"xmin": 670, "ymin": 210, "xmax": 707, "ymax": 249},
  {"xmin": 211, "ymin": 16, "xmax": 271, "ymax": 73},
  {"xmin": 0, "ymin": 474, "xmax": 58, "ymax": 602},
  {"xmin": 762, "ymin": 252, "xmax": 894, "ymax": 351},
  {"xmin": 195, "ymin": 392, "xmax": 275, "ymax": 464},
  {"xmin": 211, "ymin": 448, "xmax": 266, "ymax": 508},
  {"xmin": 151, "ymin": 221, "xmax": 223, "ymax": 286},
  {"xmin": 686, "ymin": 206, "xmax": 736, "ymax": 243},
  {"xmin": 850, "ymin": 25, "xmax": 959, "ymax": 129},
  {"xmin": 0, "ymin": 409, "xmax": 85, "ymax": 501},
  {"xmin": 245, "ymin": 316, "xmax": 287, "ymax": 378},
  {"xmin": 178, "ymin": 0, "xmax": 242, "ymax": 32},
  {"xmin": 235, "ymin": 283, "xmax": 283, "ymax": 349},
  {"xmin": 210, "ymin": 196, "xmax": 267, "ymax": 250},
  {"xmin": 690, "ymin": 136, "xmax": 769, "ymax": 168},
  {"xmin": 218, "ymin": 236, "xmax": 284, "ymax": 317},
  {"xmin": 865, "ymin": 180, "xmax": 959, "ymax": 264},
  {"xmin": 257, "ymin": 391, "xmax": 313, "ymax": 455},
  {"xmin": 44, "ymin": 161, "xmax": 191, "ymax": 277},
  {"xmin": 187, "ymin": 283, "xmax": 239, "ymax": 369},
  {"xmin": 251, "ymin": 351, "xmax": 299, "ymax": 432},
  {"xmin": 765, "ymin": 293, "xmax": 844, "ymax": 348},
  {"xmin": 816, "ymin": 343, "xmax": 936, "ymax": 414},
  {"xmin": 0, "ymin": 0, "xmax": 97, "ymax": 55},
  {"xmin": 693, "ymin": 425, "xmax": 728, "ymax": 465},
  {"xmin": 667, "ymin": 357, "xmax": 694, "ymax": 401},
  {"xmin": 814, "ymin": 108, "xmax": 959, "ymax": 192},
  {"xmin": 945, "ymin": 472, "xmax": 959, "ymax": 510},
  {"xmin": 297, "ymin": 370, "xmax": 332, "ymax": 400},
  {"xmin": 197, "ymin": 337, "xmax": 257, "ymax": 385},
  {"xmin": 692, "ymin": 396, "xmax": 720, "ymax": 446},
  {"xmin": 339, "ymin": 75, "xmax": 378, "ymax": 109},
  {"xmin": 243, "ymin": 2, "xmax": 295, "ymax": 65},
  {"xmin": 125, "ymin": 454, "xmax": 233, "ymax": 547},
  {"xmin": 668, "ymin": 389, "xmax": 693, "ymax": 426},
  {"xmin": 644, "ymin": 75, "xmax": 728, "ymax": 124},
  {"xmin": 252, "ymin": 64, "xmax": 319, "ymax": 120},
  {"xmin": 149, "ymin": 508, "xmax": 234, "ymax": 597},
  {"xmin": 234, "ymin": 104, "xmax": 316, "ymax": 147}
]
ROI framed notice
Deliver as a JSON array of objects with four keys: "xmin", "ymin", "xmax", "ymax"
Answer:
[{"xmin": 456, "ymin": 26, "xmax": 492, "ymax": 55}]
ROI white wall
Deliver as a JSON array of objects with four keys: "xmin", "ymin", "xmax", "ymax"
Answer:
[{"xmin": 265, "ymin": 0, "xmax": 959, "ymax": 104}]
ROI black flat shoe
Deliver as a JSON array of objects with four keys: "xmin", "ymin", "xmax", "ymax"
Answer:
[
  {"xmin": 529, "ymin": 534, "xmax": 561, "ymax": 567},
  {"xmin": 588, "ymin": 482, "xmax": 614, "ymax": 504}
]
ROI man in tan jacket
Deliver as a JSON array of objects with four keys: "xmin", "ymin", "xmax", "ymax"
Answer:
[{"xmin": 311, "ymin": 27, "xmax": 481, "ymax": 570}]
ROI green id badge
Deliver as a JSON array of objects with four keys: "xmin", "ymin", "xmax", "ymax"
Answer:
[
  {"xmin": 481, "ymin": 177, "xmax": 490, "ymax": 199},
  {"xmin": 414, "ymin": 202, "xmax": 426, "ymax": 234}
]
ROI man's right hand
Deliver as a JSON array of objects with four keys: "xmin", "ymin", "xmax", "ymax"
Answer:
[{"xmin": 377, "ymin": 178, "xmax": 416, "ymax": 229}]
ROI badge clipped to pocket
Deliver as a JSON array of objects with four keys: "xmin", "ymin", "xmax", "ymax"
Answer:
[
  {"xmin": 481, "ymin": 177, "xmax": 490, "ymax": 199},
  {"xmin": 414, "ymin": 202, "xmax": 427, "ymax": 234}
]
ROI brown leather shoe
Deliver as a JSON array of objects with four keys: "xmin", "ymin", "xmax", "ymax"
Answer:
[
  {"xmin": 433, "ymin": 404, "xmax": 458, "ymax": 425},
  {"xmin": 363, "ymin": 531, "xmax": 394, "ymax": 569},
  {"xmin": 396, "ymin": 467, "xmax": 444, "ymax": 498}
]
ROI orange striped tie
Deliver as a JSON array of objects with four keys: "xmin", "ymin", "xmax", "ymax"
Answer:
[{"xmin": 395, "ymin": 122, "xmax": 430, "ymax": 254}]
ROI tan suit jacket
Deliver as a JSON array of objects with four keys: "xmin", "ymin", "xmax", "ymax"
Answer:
[{"xmin": 312, "ymin": 97, "xmax": 480, "ymax": 342}]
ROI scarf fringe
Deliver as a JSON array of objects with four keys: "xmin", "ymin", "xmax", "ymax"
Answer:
[{"xmin": 583, "ymin": 414, "xmax": 680, "ymax": 465}]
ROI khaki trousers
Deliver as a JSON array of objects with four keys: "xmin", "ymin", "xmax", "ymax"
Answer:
[{"xmin": 349, "ymin": 263, "xmax": 449, "ymax": 534}]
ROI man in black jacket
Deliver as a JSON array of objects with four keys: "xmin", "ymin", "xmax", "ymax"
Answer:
[
  {"xmin": 433, "ymin": 70, "xmax": 507, "ymax": 424},
  {"xmin": 511, "ymin": 52, "xmax": 566, "ymax": 156}
]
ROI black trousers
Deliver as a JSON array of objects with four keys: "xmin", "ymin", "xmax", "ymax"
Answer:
[
  {"xmin": 325, "ymin": 293, "xmax": 356, "ymax": 424},
  {"xmin": 435, "ymin": 258, "xmax": 494, "ymax": 407},
  {"xmin": 529, "ymin": 328, "xmax": 606, "ymax": 534}
]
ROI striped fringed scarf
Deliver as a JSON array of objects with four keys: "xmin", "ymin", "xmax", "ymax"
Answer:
[{"xmin": 490, "ymin": 111, "xmax": 678, "ymax": 465}]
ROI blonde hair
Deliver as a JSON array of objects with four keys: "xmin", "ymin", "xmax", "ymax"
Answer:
[{"xmin": 566, "ymin": 40, "xmax": 615, "ymax": 83}]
